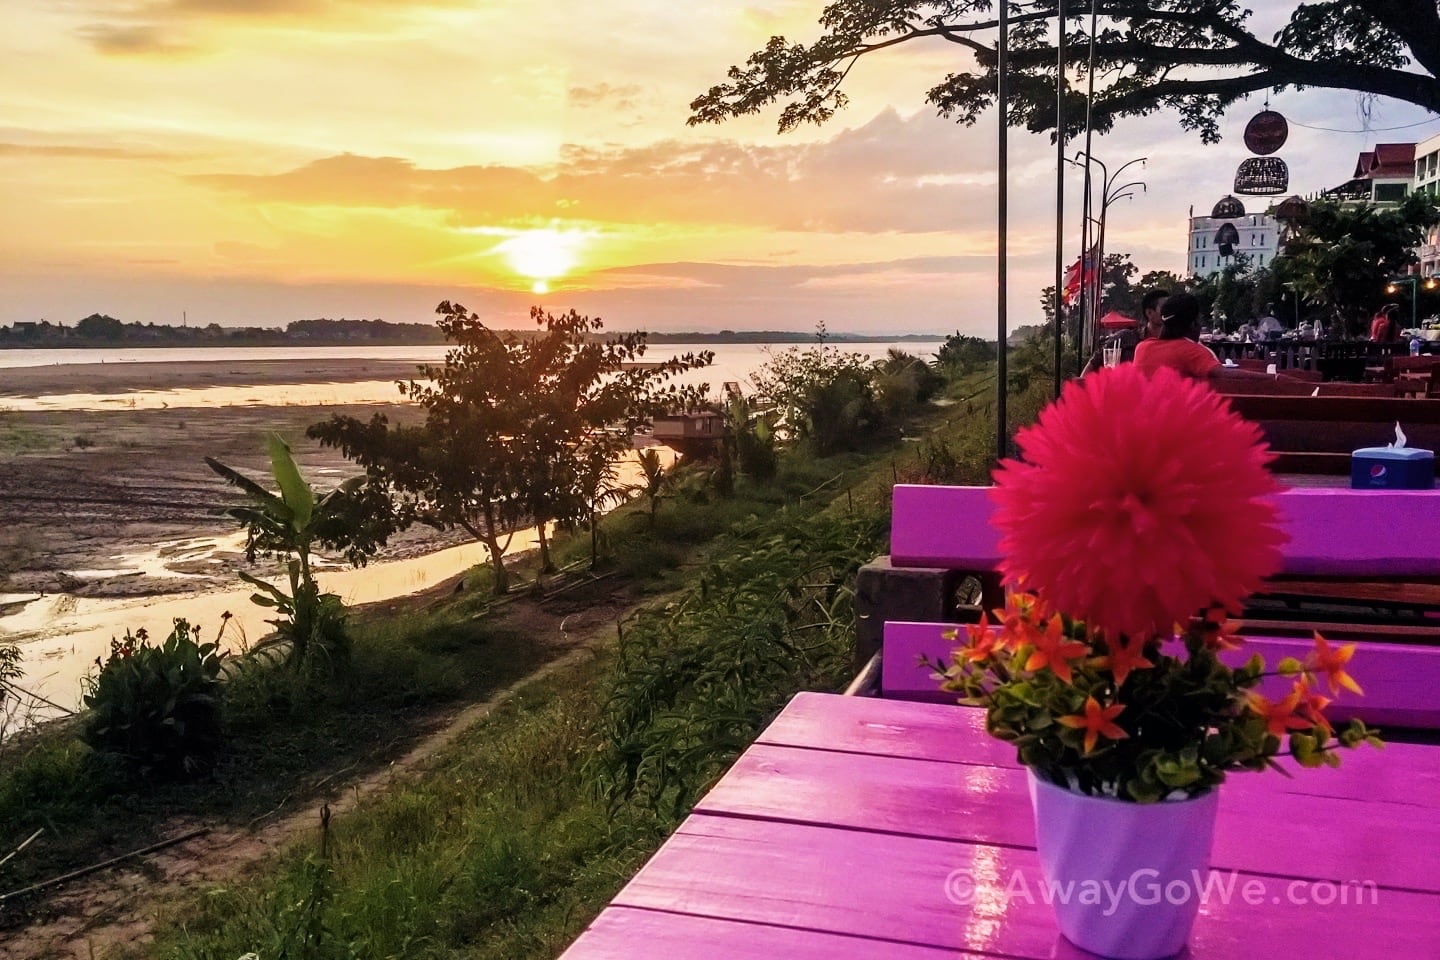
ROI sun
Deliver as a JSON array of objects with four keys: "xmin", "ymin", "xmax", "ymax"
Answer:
[{"xmin": 493, "ymin": 228, "xmax": 587, "ymax": 289}]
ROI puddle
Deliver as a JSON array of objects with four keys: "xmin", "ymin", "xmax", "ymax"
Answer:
[{"xmin": 0, "ymin": 381, "xmax": 410, "ymax": 412}]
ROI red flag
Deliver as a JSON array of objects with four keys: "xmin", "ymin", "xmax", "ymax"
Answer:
[{"xmin": 1062, "ymin": 247, "xmax": 1098, "ymax": 307}]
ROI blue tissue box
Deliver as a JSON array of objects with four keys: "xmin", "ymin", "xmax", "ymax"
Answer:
[{"xmin": 1351, "ymin": 446, "xmax": 1435, "ymax": 489}]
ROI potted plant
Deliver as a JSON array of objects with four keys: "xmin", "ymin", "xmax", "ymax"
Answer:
[{"xmin": 931, "ymin": 363, "xmax": 1381, "ymax": 960}]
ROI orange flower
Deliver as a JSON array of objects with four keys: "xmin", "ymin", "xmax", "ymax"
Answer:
[
  {"xmin": 1094, "ymin": 633, "xmax": 1155, "ymax": 687},
  {"xmin": 1058, "ymin": 696, "xmax": 1129, "ymax": 754},
  {"xmin": 1023, "ymin": 614, "xmax": 1090, "ymax": 684},
  {"xmin": 1309, "ymin": 634, "xmax": 1363, "ymax": 696},
  {"xmin": 1246, "ymin": 686, "xmax": 1313, "ymax": 737},
  {"xmin": 957, "ymin": 614, "xmax": 1001, "ymax": 663},
  {"xmin": 990, "ymin": 364, "xmax": 1285, "ymax": 641},
  {"xmin": 993, "ymin": 592, "xmax": 1045, "ymax": 650},
  {"xmin": 1294, "ymin": 677, "xmax": 1333, "ymax": 734}
]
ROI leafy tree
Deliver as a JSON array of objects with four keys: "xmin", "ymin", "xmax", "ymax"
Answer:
[
  {"xmin": 1279, "ymin": 193, "xmax": 1440, "ymax": 335},
  {"xmin": 689, "ymin": 2, "xmax": 1440, "ymax": 142},
  {"xmin": 750, "ymin": 324, "xmax": 879, "ymax": 455},
  {"xmin": 512, "ymin": 307, "xmax": 711, "ymax": 572},
  {"xmin": 310, "ymin": 303, "xmax": 710, "ymax": 594},
  {"xmin": 933, "ymin": 333, "xmax": 994, "ymax": 374},
  {"xmin": 75, "ymin": 313, "xmax": 124, "ymax": 340}
]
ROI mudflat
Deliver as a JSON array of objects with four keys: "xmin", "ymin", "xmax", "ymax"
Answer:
[
  {"xmin": 0, "ymin": 357, "xmax": 471, "ymax": 599},
  {"xmin": 0, "ymin": 357, "xmax": 430, "ymax": 397}
]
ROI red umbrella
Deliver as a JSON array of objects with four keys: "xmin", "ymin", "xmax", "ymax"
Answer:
[{"xmin": 1099, "ymin": 311, "xmax": 1137, "ymax": 330}]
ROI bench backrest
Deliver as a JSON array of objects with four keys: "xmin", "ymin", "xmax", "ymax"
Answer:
[{"xmin": 883, "ymin": 484, "xmax": 1440, "ymax": 728}]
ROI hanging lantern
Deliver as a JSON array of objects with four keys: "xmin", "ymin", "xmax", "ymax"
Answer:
[
  {"xmin": 1234, "ymin": 157, "xmax": 1289, "ymax": 195},
  {"xmin": 1243, "ymin": 110, "xmax": 1289, "ymax": 156},
  {"xmin": 1214, "ymin": 222, "xmax": 1240, "ymax": 258},
  {"xmin": 1274, "ymin": 194, "xmax": 1309, "ymax": 242},
  {"xmin": 1211, "ymin": 195, "xmax": 1246, "ymax": 219}
]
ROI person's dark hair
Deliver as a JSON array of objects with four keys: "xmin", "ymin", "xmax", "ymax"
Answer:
[
  {"xmin": 1141, "ymin": 289, "xmax": 1170, "ymax": 314},
  {"xmin": 1158, "ymin": 292, "xmax": 1201, "ymax": 338}
]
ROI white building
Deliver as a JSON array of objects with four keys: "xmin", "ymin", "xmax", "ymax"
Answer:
[
  {"xmin": 1415, "ymin": 133, "xmax": 1440, "ymax": 277},
  {"xmin": 1187, "ymin": 195, "xmax": 1280, "ymax": 277}
]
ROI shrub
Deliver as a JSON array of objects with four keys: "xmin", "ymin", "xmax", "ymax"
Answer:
[{"xmin": 81, "ymin": 619, "xmax": 225, "ymax": 777}]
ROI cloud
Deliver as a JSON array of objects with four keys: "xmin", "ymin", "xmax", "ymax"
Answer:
[
  {"xmin": 568, "ymin": 83, "xmax": 643, "ymax": 111},
  {"xmin": 186, "ymin": 108, "xmax": 1040, "ymax": 237},
  {"xmin": 76, "ymin": 22, "xmax": 196, "ymax": 57},
  {"xmin": 0, "ymin": 142, "xmax": 175, "ymax": 160}
]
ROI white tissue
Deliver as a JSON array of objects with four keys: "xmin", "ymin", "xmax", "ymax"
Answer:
[{"xmin": 1390, "ymin": 422, "xmax": 1408, "ymax": 449}]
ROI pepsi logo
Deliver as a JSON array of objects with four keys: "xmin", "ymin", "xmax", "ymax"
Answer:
[{"xmin": 1370, "ymin": 464, "xmax": 1388, "ymax": 480}]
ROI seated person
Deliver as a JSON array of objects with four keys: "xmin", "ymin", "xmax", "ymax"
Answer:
[
  {"xmin": 1080, "ymin": 289, "xmax": 1171, "ymax": 375},
  {"xmin": 1256, "ymin": 311, "xmax": 1284, "ymax": 339},
  {"xmin": 1134, "ymin": 294, "xmax": 1281, "ymax": 385}
]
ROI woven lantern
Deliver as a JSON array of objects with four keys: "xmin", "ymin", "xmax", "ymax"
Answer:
[
  {"xmin": 1243, "ymin": 110, "xmax": 1289, "ymax": 156},
  {"xmin": 1211, "ymin": 195, "xmax": 1246, "ymax": 219},
  {"xmin": 1234, "ymin": 156, "xmax": 1289, "ymax": 195},
  {"xmin": 1214, "ymin": 222, "xmax": 1240, "ymax": 258}
]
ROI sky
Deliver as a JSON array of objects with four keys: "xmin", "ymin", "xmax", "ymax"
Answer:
[{"xmin": 3, "ymin": 2, "xmax": 1439, "ymax": 336}]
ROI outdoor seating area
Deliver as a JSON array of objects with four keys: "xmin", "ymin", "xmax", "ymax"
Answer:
[{"xmin": 559, "ymin": 480, "xmax": 1440, "ymax": 958}]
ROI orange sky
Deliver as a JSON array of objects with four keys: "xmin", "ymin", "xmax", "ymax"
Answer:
[{"xmin": 3, "ymin": 2, "xmax": 1434, "ymax": 333}]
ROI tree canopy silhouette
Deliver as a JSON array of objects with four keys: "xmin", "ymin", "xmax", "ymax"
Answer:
[{"xmin": 689, "ymin": 2, "xmax": 1440, "ymax": 143}]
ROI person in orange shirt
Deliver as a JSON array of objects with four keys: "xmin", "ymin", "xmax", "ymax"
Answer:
[
  {"xmin": 1370, "ymin": 303, "xmax": 1401, "ymax": 342},
  {"xmin": 1134, "ymin": 293, "xmax": 1278, "ymax": 385}
]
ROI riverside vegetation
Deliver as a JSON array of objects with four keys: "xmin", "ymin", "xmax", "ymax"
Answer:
[{"xmin": 0, "ymin": 313, "xmax": 1059, "ymax": 957}]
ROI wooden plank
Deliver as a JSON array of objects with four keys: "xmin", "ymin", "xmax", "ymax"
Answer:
[
  {"xmin": 695, "ymin": 743, "xmax": 1440, "ymax": 893},
  {"xmin": 616, "ymin": 816, "xmax": 1440, "ymax": 959},
  {"xmin": 558, "ymin": 907, "xmax": 965, "ymax": 960},
  {"xmin": 882, "ymin": 620, "xmax": 1440, "ymax": 729},
  {"xmin": 890, "ymin": 485, "xmax": 1440, "ymax": 577},
  {"xmin": 755, "ymin": 691, "xmax": 1013, "ymax": 767},
  {"xmin": 1223, "ymin": 395, "xmax": 1440, "ymax": 424},
  {"xmin": 757, "ymin": 694, "xmax": 1440, "ymax": 805}
]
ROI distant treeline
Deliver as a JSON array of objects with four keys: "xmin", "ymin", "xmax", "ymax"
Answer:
[
  {"xmin": 0, "ymin": 315, "xmax": 947, "ymax": 349},
  {"xmin": 0, "ymin": 315, "xmax": 448, "ymax": 348}
]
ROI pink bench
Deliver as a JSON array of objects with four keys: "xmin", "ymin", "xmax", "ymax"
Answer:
[{"xmin": 879, "ymin": 485, "xmax": 1440, "ymax": 729}]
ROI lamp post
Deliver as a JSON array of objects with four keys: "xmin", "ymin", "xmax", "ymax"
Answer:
[{"xmin": 1386, "ymin": 276, "xmax": 1440, "ymax": 331}]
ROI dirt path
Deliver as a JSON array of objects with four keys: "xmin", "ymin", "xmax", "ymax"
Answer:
[{"xmin": 0, "ymin": 578, "xmax": 633, "ymax": 960}]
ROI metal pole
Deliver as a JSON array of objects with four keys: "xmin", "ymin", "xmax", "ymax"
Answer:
[
  {"xmin": 1053, "ymin": 0, "xmax": 1066, "ymax": 398},
  {"xmin": 1079, "ymin": 0, "xmax": 1098, "ymax": 373},
  {"xmin": 997, "ymin": 0, "xmax": 1010, "ymax": 463}
]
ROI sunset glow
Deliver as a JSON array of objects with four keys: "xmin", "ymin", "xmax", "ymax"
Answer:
[{"xmin": 1, "ymin": 2, "xmax": 1428, "ymax": 333}]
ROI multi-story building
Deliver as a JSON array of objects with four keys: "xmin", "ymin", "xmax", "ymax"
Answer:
[
  {"xmin": 1186, "ymin": 195, "xmax": 1279, "ymax": 277},
  {"xmin": 1327, "ymin": 143, "xmax": 1417, "ymax": 203},
  {"xmin": 1415, "ymin": 133, "xmax": 1440, "ymax": 277}
]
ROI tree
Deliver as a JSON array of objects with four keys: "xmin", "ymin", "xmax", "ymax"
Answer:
[
  {"xmin": 689, "ymin": 2, "xmax": 1440, "ymax": 143},
  {"xmin": 512, "ymin": 307, "xmax": 712, "ymax": 572},
  {"xmin": 76, "ymin": 313, "xmax": 124, "ymax": 340},
  {"xmin": 1279, "ymin": 193, "xmax": 1440, "ymax": 335},
  {"xmin": 310, "ymin": 303, "xmax": 710, "ymax": 594}
]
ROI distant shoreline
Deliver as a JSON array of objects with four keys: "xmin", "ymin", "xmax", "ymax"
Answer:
[{"xmin": 0, "ymin": 331, "xmax": 947, "ymax": 350}]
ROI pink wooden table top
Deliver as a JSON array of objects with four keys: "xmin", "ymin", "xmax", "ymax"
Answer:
[{"xmin": 558, "ymin": 692, "xmax": 1440, "ymax": 959}]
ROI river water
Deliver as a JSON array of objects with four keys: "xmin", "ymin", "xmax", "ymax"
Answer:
[{"xmin": 0, "ymin": 340, "xmax": 941, "ymax": 719}]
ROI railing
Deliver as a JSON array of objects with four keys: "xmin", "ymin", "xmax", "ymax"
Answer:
[{"xmin": 1201, "ymin": 339, "xmax": 1413, "ymax": 376}]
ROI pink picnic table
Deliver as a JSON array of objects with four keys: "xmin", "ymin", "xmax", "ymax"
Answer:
[{"xmin": 559, "ymin": 691, "xmax": 1440, "ymax": 959}]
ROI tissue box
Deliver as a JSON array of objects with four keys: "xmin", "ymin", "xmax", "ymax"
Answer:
[{"xmin": 1351, "ymin": 446, "xmax": 1435, "ymax": 489}]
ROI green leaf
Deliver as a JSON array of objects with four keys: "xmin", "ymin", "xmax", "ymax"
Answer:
[{"xmin": 267, "ymin": 433, "xmax": 314, "ymax": 531}]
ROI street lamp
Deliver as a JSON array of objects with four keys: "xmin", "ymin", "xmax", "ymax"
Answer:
[
  {"xmin": 1386, "ymin": 276, "xmax": 1440, "ymax": 330},
  {"xmin": 1068, "ymin": 153, "xmax": 1147, "ymax": 353}
]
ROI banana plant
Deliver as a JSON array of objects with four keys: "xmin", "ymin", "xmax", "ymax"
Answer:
[{"xmin": 206, "ymin": 434, "xmax": 363, "ymax": 667}]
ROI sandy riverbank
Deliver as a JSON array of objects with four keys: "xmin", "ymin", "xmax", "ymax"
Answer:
[
  {"xmin": 0, "ymin": 391, "xmax": 450, "ymax": 599},
  {"xmin": 0, "ymin": 357, "xmax": 429, "ymax": 398}
]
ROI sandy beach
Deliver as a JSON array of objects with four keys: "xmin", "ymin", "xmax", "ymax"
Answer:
[{"xmin": 0, "ymin": 358, "xmax": 452, "ymax": 600}]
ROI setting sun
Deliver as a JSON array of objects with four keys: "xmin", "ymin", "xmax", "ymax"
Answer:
[{"xmin": 493, "ymin": 229, "xmax": 589, "ymax": 289}]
